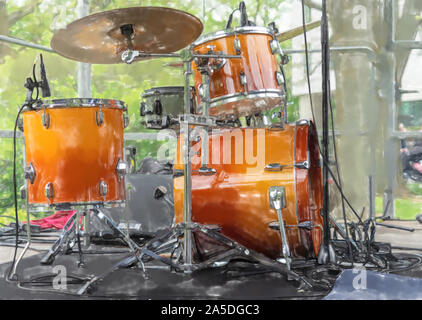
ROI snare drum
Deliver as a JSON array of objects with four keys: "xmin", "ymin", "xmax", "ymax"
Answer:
[
  {"xmin": 22, "ymin": 99, "xmax": 128, "ymax": 210},
  {"xmin": 140, "ymin": 86, "xmax": 196, "ymax": 130},
  {"xmin": 192, "ymin": 26, "xmax": 286, "ymax": 120},
  {"xmin": 173, "ymin": 121, "xmax": 323, "ymax": 259}
]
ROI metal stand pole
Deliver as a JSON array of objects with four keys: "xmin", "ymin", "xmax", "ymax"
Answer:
[
  {"xmin": 318, "ymin": 0, "xmax": 336, "ymax": 265},
  {"xmin": 182, "ymin": 60, "xmax": 193, "ymax": 271},
  {"xmin": 77, "ymin": 0, "xmax": 92, "ymax": 98},
  {"xmin": 200, "ymin": 71, "xmax": 210, "ymax": 169}
]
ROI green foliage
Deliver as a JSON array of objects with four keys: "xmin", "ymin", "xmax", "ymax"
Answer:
[{"xmin": 375, "ymin": 196, "xmax": 422, "ymax": 220}]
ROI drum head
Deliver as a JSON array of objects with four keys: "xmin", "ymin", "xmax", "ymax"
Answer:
[{"xmin": 28, "ymin": 98, "xmax": 126, "ymax": 110}]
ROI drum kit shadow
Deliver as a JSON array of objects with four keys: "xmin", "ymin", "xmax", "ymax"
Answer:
[{"xmin": 10, "ymin": 3, "xmax": 327, "ymax": 292}]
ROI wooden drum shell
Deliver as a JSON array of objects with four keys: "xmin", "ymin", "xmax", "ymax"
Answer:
[
  {"xmin": 174, "ymin": 123, "xmax": 323, "ymax": 259},
  {"xmin": 192, "ymin": 28, "xmax": 285, "ymax": 119},
  {"xmin": 23, "ymin": 101, "xmax": 126, "ymax": 208}
]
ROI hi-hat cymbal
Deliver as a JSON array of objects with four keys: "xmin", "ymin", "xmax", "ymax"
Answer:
[
  {"xmin": 276, "ymin": 20, "xmax": 321, "ymax": 42},
  {"xmin": 51, "ymin": 7, "xmax": 204, "ymax": 64}
]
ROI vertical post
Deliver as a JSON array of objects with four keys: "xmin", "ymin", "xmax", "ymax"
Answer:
[
  {"xmin": 200, "ymin": 72, "xmax": 210, "ymax": 168},
  {"xmin": 383, "ymin": 0, "xmax": 397, "ymax": 219},
  {"xmin": 183, "ymin": 60, "xmax": 193, "ymax": 271},
  {"xmin": 318, "ymin": 0, "xmax": 336, "ymax": 264},
  {"xmin": 369, "ymin": 175, "xmax": 375, "ymax": 221},
  {"xmin": 77, "ymin": 0, "xmax": 91, "ymax": 98},
  {"xmin": 202, "ymin": 0, "xmax": 206, "ymax": 27}
]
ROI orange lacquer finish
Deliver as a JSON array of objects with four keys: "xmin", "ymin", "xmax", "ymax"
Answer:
[
  {"xmin": 23, "ymin": 100, "xmax": 126, "ymax": 207},
  {"xmin": 174, "ymin": 122, "xmax": 323, "ymax": 259},
  {"xmin": 192, "ymin": 27, "xmax": 285, "ymax": 119}
]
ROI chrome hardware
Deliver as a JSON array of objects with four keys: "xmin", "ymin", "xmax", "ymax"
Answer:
[
  {"xmin": 140, "ymin": 102, "xmax": 146, "ymax": 117},
  {"xmin": 179, "ymin": 114, "xmax": 217, "ymax": 127},
  {"xmin": 265, "ymin": 163, "xmax": 285, "ymax": 172},
  {"xmin": 211, "ymin": 55, "xmax": 227, "ymax": 72},
  {"xmin": 297, "ymin": 221, "xmax": 314, "ymax": 230},
  {"xmin": 96, "ymin": 110, "xmax": 104, "ymax": 126},
  {"xmin": 240, "ymin": 72, "xmax": 247, "ymax": 94},
  {"xmin": 198, "ymin": 84, "xmax": 204, "ymax": 98},
  {"xmin": 270, "ymin": 39, "xmax": 280, "ymax": 55},
  {"xmin": 99, "ymin": 181, "xmax": 108, "ymax": 197},
  {"xmin": 24, "ymin": 162, "xmax": 36, "ymax": 184},
  {"xmin": 42, "ymin": 112, "xmax": 50, "ymax": 129},
  {"xmin": 263, "ymin": 115, "xmax": 272, "ymax": 126},
  {"xmin": 240, "ymin": 72, "xmax": 247, "ymax": 85},
  {"xmin": 45, "ymin": 183, "xmax": 54, "ymax": 200},
  {"xmin": 121, "ymin": 50, "xmax": 140, "ymax": 64},
  {"xmin": 233, "ymin": 38, "xmax": 241, "ymax": 54},
  {"xmin": 268, "ymin": 22, "xmax": 279, "ymax": 34},
  {"xmin": 280, "ymin": 55, "xmax": 290, "ymax": 65},
  {"xmin": 20, "ymin": 186, "xmax": 26, "ymax": 200},
  {"xmin": 275, "ymin": 71, "xmax": 284, "ymax": 86},
  {"xmin": 295, "ymin": 161, "xmax": 310, "ymax": 170},
  {"xmin": 123, "ymin": 113, "xmax": 130, "ymax": 128},
  {"xmin": 18, "ymin": 118, "xmax": 24, "ymax": 132},
  {"xmin": 116, "ymin": 159, "xmax": 127, "ymax": 178},
  {"xmin": 269, "ymin": 186, "xmax": 291, "ymax": 270},
  {"xmin": 198, "ymin": 167, "xmax": 217, "ymax": 176},
  {"xmin": 296, "ymin": 119, "xmax": 310, "ymax": 126},
  {"xmin": 269, "ymin": 186, "xmax": 287, "ymax": 210}
]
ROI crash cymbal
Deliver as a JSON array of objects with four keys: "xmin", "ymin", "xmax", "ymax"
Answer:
[
  {"xmin": 51, "ymin": 7, "xmax": 203, "ymax": 64},
  {"xmin": 276, "ymin": 20, "xmax": 320, "ymax": 42}
]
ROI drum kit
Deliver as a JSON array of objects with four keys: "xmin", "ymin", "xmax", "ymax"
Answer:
[{"xmin": 11, "ymin": 3, "xmax": 325, "ymax": 290}]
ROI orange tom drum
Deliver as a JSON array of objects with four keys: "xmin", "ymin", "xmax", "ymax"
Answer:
[
  {"xmin": 192, "ymin": 26, "xmax": 286, "ymax": 120},
  {"xmin": 23, "ymin": 99, "xmax": 128, "ymax": 210},
  {"xmin": 174, "ymin": 121, "xmax": 323, "ymax": 259}
]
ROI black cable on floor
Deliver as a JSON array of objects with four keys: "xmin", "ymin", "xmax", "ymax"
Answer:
[{"xmin": 8, "ymin": 103, "xmax": 30, "ymax": 281}]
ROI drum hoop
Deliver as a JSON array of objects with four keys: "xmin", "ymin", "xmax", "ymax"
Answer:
[
  {"xmin": 209, "ymin": 89, "xmax": 284, "ymax": 107},
  {"xmin": 193, "ymin": 26, "xmax": 274, "ymax": 46},
  {"xmin": 27, "ymin": 98, "xmax": 127, "ymax": 110},
  {"xmin": 27, "ymin": 200, "xmax": 126, "ymax": 212},
  {"xmin": 143, "ymin": 86, "xmax": 194, "ymax": 98}
]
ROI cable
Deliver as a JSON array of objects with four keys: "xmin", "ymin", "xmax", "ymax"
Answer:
[
  {"xmin": 322, "ymin": 0, "xmax": 353, "ymax": 263},
  {"xmin": 300, "ymin": 0, "xmax": 363, "ymax": 228},
  {"xmin": 8, "ymin": 103, "xmax": 29, "ymax": 280}
]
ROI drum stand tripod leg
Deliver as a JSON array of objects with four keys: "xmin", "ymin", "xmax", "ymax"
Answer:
[
  {"xmin": 75, "ymin": 211, "xmax": 85, "ymax": 268},
  {"xmin": 92, "ymin": 208, "xmax": 140, "ymax": 252},
  {"xmin": 40, "ymin": 212, "xmax": 78, "ymax": 265},
  {"xmin": 10, "ymin": 204, "xmax": 31, "ymax": 280}
]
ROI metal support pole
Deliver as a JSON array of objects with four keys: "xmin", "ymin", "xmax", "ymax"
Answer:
[
  {"xmin": 369, "ymin": 175, "xmax": 375, "ymax": 222},
  {"xmin": 77, "ymin": 0, "xmax": 92, "ymax": 98},
  {"xmin": 183, "ymin": 61, "xmax": 193, "ymax": 271},
  {"xmin": 0, "ymin": 35, "xmax": 54, "ymax": 53},
  {"xmin": 200, "ymin": 72, "xmax": 210, "ymax": 168}
]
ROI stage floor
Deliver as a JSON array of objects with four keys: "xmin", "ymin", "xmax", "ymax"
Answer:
[{"xmin": 0, "ymin": 220, "xmax": 421, "ymax": 300}]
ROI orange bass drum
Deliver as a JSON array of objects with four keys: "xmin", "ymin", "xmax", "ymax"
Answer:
[
  {"xmin": 174, "ymin": 121, "xmax": 323, "ymax": 259},
  {"xmin": 192, "ymin": 26, "xmax": 286, "ymax": 120},
  {"xmin": 22, "ymin": 99, "xmax": 127, "ymax": 210}
]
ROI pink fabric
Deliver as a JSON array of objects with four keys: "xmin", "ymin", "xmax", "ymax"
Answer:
[
  {"xmin": 412, "ymin": 162, "xmax": 422, "ymax": 173},
  {"xmin": 25, "ymin": 210, "xmax": 77, "ymax": 230}
]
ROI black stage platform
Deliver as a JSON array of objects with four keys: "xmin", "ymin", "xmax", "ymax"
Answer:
[
  {"xmin": 1, "ymin": 247, "xmax": 422, "ymax": 300},
  {"xmin": 0, "ymin": 249, "xmax": 330, "ymax": 300}
]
